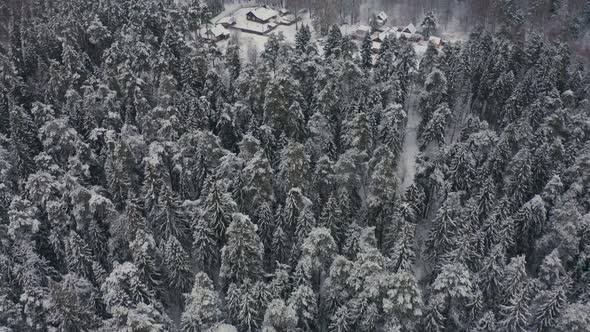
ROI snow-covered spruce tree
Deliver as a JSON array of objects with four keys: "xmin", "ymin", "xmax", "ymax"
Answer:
[
  {"xmin": 295, "ymin": 25, "xmax": 312, "ymax": 54},
  {"xmin": 418, "ymin": 68, "xmax": 448, "ymax": 138},
  {"xmin": 180, "ymin": 272, "xmax": 222, "ymax": 332},
  {"xmin": 225, "ymin": 37, "xmax": 241, "ymax": 81},
  {"xmin": 418, "ymin": 42, "xmax": 439, "ymax": 84},
  {"xmin": 201, "ymin": 179, "xmax": 237, "ymax": 246},
  {"xmin": 162, "ymin": 235, "xmax": 192, "ymax": 297},
  {"xmin": 279, "ymin": 141, "xmax": 311, "ymax": 193},
  {"xmin": 46, "ymin": 274, "xmax": 100, "ymax": 331},
  {"xmin": 324, "ymin": 25, "xmax": 343, "ymax": 59},
  {"xmin": 262, "ymin": 298, "xmax": 298, "ymax": 332},
  {"xmin": 220, "ymin": 213, "xmax": 264, "ymax": 286},
  {"xmin": 421, "ymin": 12, "xmax": 438, "ymax": 38},
  {"xmin": 100, "ymin": 262, "xmax": 172, "ymax": 331},
  {"xmin": 361, "ymin": 32, "xmax": 373, "ymax": 69}
]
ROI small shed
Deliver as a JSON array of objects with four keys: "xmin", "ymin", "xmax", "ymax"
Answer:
[
  {"xmin": 429, "ymin": 36, "xmax": 443, "ymax": 47},
  {"xmin": 200, "ymin": 24, "xmax": 230, "ymax": 42},
  {"xmin": 352, "ymin": 25, "xmax": 371, "ymax": 40},
  {"xmin": 218, "ymin": 16, "xmax": 236, "ymax": 27}
]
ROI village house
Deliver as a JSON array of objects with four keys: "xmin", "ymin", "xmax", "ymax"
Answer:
[
  {"xmin": 246, "ymin": 6, "xmax": 278, "ymax": 24},
  {"xmin": 199, "ymin": 24, "xmax": 230, "ymax": 42},
  {"xmin": 370, "ymin": 31, "xmax": 381, "ymax": 42},
  {"xmin": 376, "ymin": 11, "xmax": 388, "ymax": 26},
  {"xmin": 400, "ymin": 23, "xmax": 417, "ymax": 39}
]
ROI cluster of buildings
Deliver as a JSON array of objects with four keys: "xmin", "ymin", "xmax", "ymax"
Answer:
[
  {"xmin": 200, "ymin": 5, "xmax": 301, "ymax": 42},
  {"xmin": 350, "ymin": 12, "xmax": 443, "ymax": 53}
]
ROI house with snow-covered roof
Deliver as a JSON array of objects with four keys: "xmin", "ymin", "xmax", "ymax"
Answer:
[
  {"xmin": 376, "ymin": 27, "xmax": 398, "ymax": 42},
  {"xmin": 402, "ymin": 23, "xmax": 417, "ymax": 35},
  {"xmin": 246, "ymin": 6, "xmax": 278, "ymax": 24},
  {"xmin": 218, "ymin": 16, "xmax": 236, "ymax": 27},
  {"xmin": 352, "ymin": 25, "xmax": 371, "ymax": 40},
  {"xmin": 199, "ymin": 24, "xmax": 230, "ymax": 42},
  {"xmin": 400, "ymin": 23, "xmax": 417, "ymax": 39},
  {"xmin": 429, "ymin": 36, "xmax": 443, "ymax": 47}
]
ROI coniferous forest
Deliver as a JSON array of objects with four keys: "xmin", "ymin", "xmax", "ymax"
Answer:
[{"xmin": 1, "ymin": 0, "xmax": 590, "ymax": 331}]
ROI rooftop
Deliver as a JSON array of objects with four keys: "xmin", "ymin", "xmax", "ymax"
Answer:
[{"xmin": 248, "ymin": 6, "xmax": 278, "ymax": 21}]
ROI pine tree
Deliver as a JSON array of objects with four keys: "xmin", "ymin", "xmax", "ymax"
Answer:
[
  {"xmin": 420, "ymin": 103, "xmax": 450, "ymax": 150},
  {"xmin": 65, "ymin": 230, "xmax": 94, "ymax": 281},
  {"xmin": 9, "ymin": 106, "xmax": 41, "ymax": 178},
  {"xmin": 421, "ymin": 12, "xmax": 438, "ymax": 38},
  {"xmin": 151, "ymin": 184, "xmax": 189, "ymax": 243},
  {"xmin": 419, "ymin": 43, "xmax": 439, "ymax": 84},
  {"xmin": 263, "ymin": 33, "xmax": 284, "ymax": 74},
  {"xmin": 320, "ymin": 192, "xmax": 347, "ymax": 249},
  {"xmin": 262, "ymin": 299, "xmax": 297, "ymax": 332},
  {"xmin": 202, "ymin": 180, "xmax": 237, "ymax": 245},
  {"xmin": 361, "ymin": 32, "xmax": 372, "ymax": 69},
  {"xmin": 295, "ymin": 25, "xmax": 311, "ymax": 54},
  {"xmin": 192, "ymin": 214, "xmax": 218, "ymax": 274},
  {"xmin": 422, "ymin": 299, "xmax": 446, "ymax": 332},
  {"xmin": 390, "ymin": 221, "xmax": 416, "ymax": 272},
  {"xmin": 46, "ymin": 274, "xmax": 99, "ymax": 331},
  {"xmin": 344, "ymin": 111, "xmax": 372, "ymax": 152},
  {"xmin": 279, "ymin": 141, "xmax": 311, "ymax": 192},
  {"xmin": 497, "ymin": 286, "xmax": 531, "ymax": 332},
  {"xmin": 479, "ymin": 244, "xmax": 507, "ymax": 305},
  {"xmin": 288, "ymin": 284, "xmax": 317, "ymax": 331},
  {"xmin": 130, "ymin": 229, "xmax": 162, "ymax": 292},
  {"xmin": 426, "ymin": 200, "xmax": 460, "ymax": 266},
  {"xmin": 101, "ymin": 262, "xmax": 158, "ymax": 316},
  {"xmin": 220, "ymin": 213, "xmax": 264, "ymax": 286},
  {"xmin": 241, "ymin": 149, "xmax": 275, "ymax": 215},
  {"xmin": 324, "ymin": 25, "xmax": 343, "ymax": 59},
  {"xmin": 181, "ymin": 273, "xmax": 221, "ymax": 332},
  {"xmin": 226, "ymin": 37, "xmax": 241, "ymax": 80},
  {"xmin": 162, "ymin": 235, "xmax": 192, "ymax": 295},
  {"xmin": 383, "ymin": 271, "xmax": 423, "ymax": 330},
  {"xmin": 531, "ymin": 283, "xmax": 568, "ymax": 331}
]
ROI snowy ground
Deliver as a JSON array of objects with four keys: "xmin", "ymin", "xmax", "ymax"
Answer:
[
  {"xmin": 397, "ymin": 84, "xmax": 429, "ymax": 283},
  {"xmin": 397, "ymin": 84, "xmax": 421, "ymax": 192}
]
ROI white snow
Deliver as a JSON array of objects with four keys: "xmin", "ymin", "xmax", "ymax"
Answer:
[{"xmin": 396, "ymin": 83, "xmax": 421, "ymax": 192}]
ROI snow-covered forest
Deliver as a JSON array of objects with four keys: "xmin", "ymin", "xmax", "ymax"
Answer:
[{"xmin": 1, "ymin": 0, "xmax": 590, "ymax": 331}]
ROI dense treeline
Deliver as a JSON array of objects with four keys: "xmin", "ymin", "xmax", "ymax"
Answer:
[{"xmin": 1, "ymin": 0, "xmax": 590, "ymax": 331}]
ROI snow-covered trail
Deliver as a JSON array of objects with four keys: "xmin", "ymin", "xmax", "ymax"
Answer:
[
  {"xmin": 395, "ymin": 84, "xmax": 430, "ymax": 283},
  {"xmin": 396, "ymin": 84, "xmax": 421, "ymax": 192}
]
